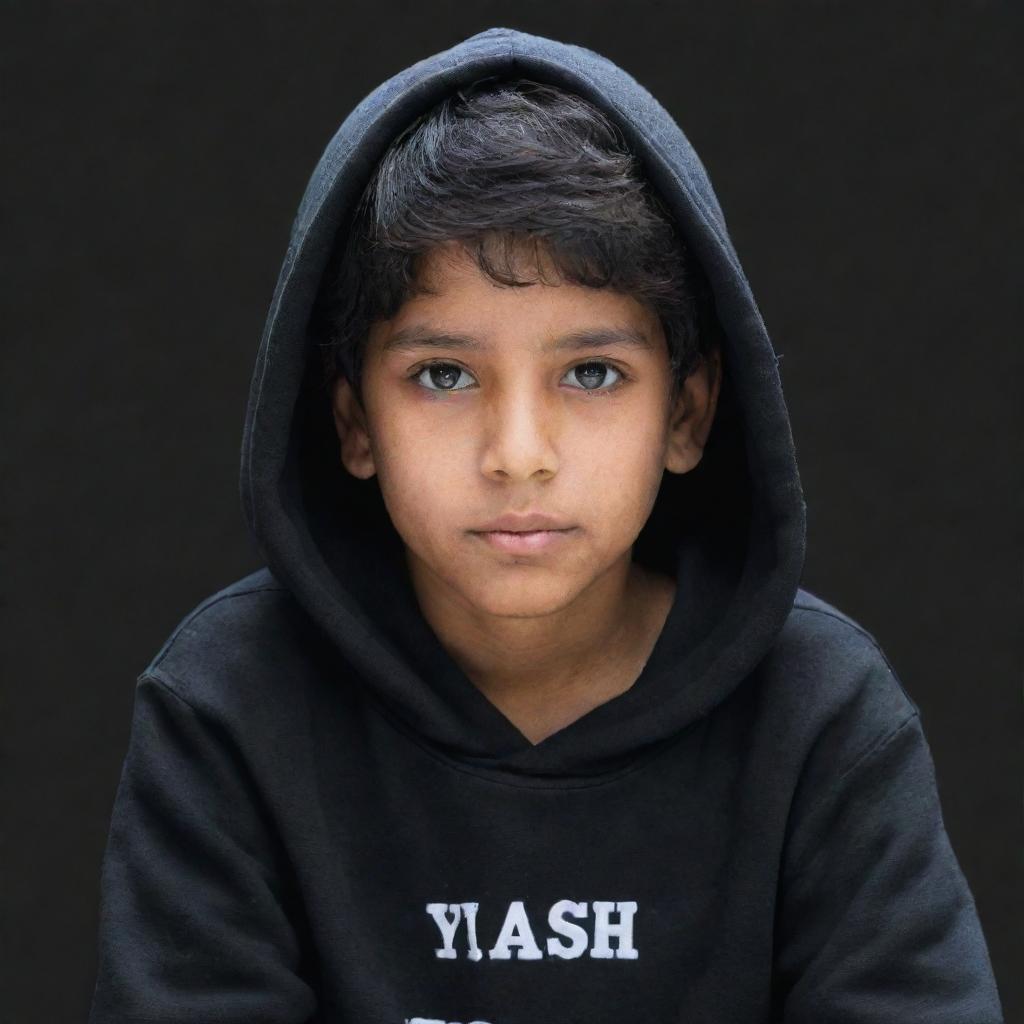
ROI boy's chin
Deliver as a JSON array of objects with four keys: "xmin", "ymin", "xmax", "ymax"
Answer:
[{"xmin": 447, "ymin": 574, "xmax": 593, "ymax": 622}]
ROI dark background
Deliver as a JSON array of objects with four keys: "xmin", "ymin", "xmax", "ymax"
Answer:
[{"xmin": 2, "ymin": 3, "xmax": 1020, "ymax": 1021}]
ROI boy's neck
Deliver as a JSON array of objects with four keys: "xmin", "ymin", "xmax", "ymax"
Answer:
[{"xmin": 406, "ymin": 553, "xmax": 677, "ymax": 746}]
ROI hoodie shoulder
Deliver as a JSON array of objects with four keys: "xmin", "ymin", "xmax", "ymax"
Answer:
[
  {"xmin": 140, "ymin": 568, "xmax": 324, "ymax": 714},
  {"xmin": 792, "ymin": 587, "xmax": 887, "ymax": 641},
  {"xmin": 754, "ymin": 587, "xmax": 922, "ymax": 771},
  {"xmin": 787, "ymin": 586, "xmax": 913, "ymax": 702}
]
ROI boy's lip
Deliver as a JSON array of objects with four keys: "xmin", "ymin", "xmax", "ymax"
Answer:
[
  {"xmin": 471, "ymin": 512, "xmax": 577, "ymax": 533},
  {"xmin": 473, "ymin": 528, "xmax": 578, "ymax": 555}
]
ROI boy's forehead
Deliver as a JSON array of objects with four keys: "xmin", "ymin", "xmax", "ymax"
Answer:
[{"xmin": 375, "ymin": 241, "xmax": 665, "ymax": 349}]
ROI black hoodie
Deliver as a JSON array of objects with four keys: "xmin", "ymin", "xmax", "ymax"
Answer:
[{"xmin": 88, "ymin": 26, "xmax": 1004, "ymax": 1024}]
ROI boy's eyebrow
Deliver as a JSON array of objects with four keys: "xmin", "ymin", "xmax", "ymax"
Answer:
[{"xmin": 382, "ymin": 324, "xmax": 654, "ymax": 354}]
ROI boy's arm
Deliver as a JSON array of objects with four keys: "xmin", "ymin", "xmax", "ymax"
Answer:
[
  {"xmin": 88, "ymin": 673, "xmax": 318, "ymax": 1024},
  {"xmin": 773, "ymin": 687, "xmax": 1005, "ymax": 1022}
]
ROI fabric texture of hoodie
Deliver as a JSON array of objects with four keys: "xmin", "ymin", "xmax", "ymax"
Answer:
[{"xmin": 88, "ymin": 26, "xmax": 1004, "ymax": 1024}]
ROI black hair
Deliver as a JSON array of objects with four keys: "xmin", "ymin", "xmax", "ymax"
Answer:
[{"xmin": 313, "ymin": 76, "xmax": 717, "ymax": 407}]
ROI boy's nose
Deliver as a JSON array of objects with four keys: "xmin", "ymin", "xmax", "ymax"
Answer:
[{"xmin": 479, "ymin": 390, "xmax": 560, "ymax": 482}]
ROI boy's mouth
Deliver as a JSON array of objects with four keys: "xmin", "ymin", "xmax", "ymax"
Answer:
[
  {"xmin": 472, "ymin": 511, "xmax": 575, "ymax": 533},
  {"xmin": 469, "ymin": 511, "xmax": 579, "ymax": 554},
  {"xmin": 472, "ymin": 527, "xmax": 578, "ymax": 554}
]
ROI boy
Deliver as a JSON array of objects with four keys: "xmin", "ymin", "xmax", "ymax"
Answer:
[{"xmin": 88, "ymin": 27, "xmax": 1004, "ymax": 1024}]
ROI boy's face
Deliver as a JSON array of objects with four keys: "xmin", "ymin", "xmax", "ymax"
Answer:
[{"xmin": 331, "ymin": 241, "xmax": 720, "ymax": 622}]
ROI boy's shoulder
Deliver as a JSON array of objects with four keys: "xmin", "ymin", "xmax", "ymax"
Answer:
[
  {"xmin": 138, "ymin": 567, "xmax": 328, "ymax": 717},
  {"xmin": 755, "ymin": 585, "xmax": 923, "ymax": 775},
  {"xmin": 784, "ymin": 586, "xmax": 913, "ymax": 710},
  {"xmin": 137, "ymin": 572, "xmax": 923, "ymax": 768}
]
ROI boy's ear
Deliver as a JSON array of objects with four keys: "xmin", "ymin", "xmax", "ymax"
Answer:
[
  {"xmin": 330, "ymin": 375, "xmax": 377, "ymax": 479},
  {"xmin": 663, "ymin": 346, "xmax": 722, "ymax": 475}
]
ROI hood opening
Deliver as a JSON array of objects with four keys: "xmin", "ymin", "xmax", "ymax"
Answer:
[{"xmin": 289, "ymin": 291, "xmax": 754, "ymax": 733}]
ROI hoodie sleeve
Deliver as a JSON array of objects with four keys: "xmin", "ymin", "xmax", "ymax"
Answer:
[
  {"xmin": 773, "ymin": 707, "xmax": 1005, "ymax": 1022},
  {"xmin": 88, "ymin": 673, "xmax": 318, "ymax": 1024}
]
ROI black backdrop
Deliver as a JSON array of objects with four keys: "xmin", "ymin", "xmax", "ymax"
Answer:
[{"xmin": 2, "ymin": 3, "xmax": 1020, "ymax": 1021}]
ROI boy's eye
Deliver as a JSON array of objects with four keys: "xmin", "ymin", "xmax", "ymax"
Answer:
[
  {"xmin": 410, "ymin": 360, "xmax": 626, "ymax": 395},
  {"xmin": 414, "ymin": 362, "xmax": 474, "ymax": 392}
]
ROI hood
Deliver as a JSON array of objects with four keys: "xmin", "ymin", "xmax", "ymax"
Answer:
[{"xmin": 238, "ymin": 26, "xmax": 807, "ymax": 779}]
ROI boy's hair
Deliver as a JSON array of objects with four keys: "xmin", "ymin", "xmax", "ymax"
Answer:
[{"xmin": 314, "ymin": 76, "xmax": 716, "ymax": 407}]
